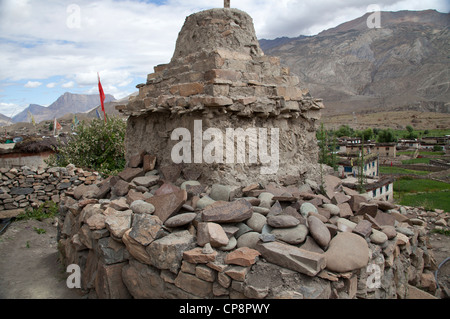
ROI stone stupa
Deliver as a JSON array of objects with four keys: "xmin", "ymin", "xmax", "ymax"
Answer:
[{"xmin": 117, "ymin": 3, "xmax": 325, "ymax": 187}]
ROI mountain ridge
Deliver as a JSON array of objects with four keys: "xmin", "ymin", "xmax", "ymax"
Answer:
[
  {"xmin": 261, "ymin": 9, "xmax": 450, "ymax": 116},
  {"xmin": 10, "ymin": 92, "xmax": 116, "ymax": 123}
]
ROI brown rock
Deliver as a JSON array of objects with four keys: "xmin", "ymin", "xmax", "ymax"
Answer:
[
  {"xmin": 356, "ymin": 203, "xmax": 378, "ymax": 216},
  {"xmin": 105, "ymin": 210, "xmax": 132, "ymax": 239},
  {"xmin": 255, "ymin": 241, "xmax": 326, "ymax": 277},
  {"xmin": 174, "ymin": 271, "xmax": 212, "ymax": 298},
  {"xmin": 86, "ymin": 213, "xmax": 106, "ymax": 230},
  {"xmin": 337, "ymin": 202, "xmax": 353, "ymax": 218},
  {"xmin": 364, "ymin": 213, "xmax": 382, "ymax": 230},
  {"xmin": 95, "ymin": 262, "xmax": 131, "ymax": 299},
  {"xmin": 380, "ymin": 225, "xmax": 397, "ymax": 239},
  {"xmin": 128, "ymin": 214, "xmax": 165, "ymax": 246},
  {"xmin": 122, "ymin": 229, "xmax": 152, "ymax": 264},
  {"xmin": 146, "ymin": 230, "xmax": 195, "ymax": 274},
  {"xmin": 183, "ymin": 247, "xmax": 217, "ymax": 263},
  {"xmin": 224, "ymin": 265, "xmax": 249, "ymax": 281},
  {"xmin": 348, "ymin": 194, "xmax": 368, "ymax": 212},
  {"xmin": 331, "ymin": 192, "xmax": 350, "ymax": 205},
  {"xmin": 352, "ymin": 220, "xmax": 373, "ymax": 238},
  {"xmin": 128, "ymin": 151, "xmax": 145, "ymax": 168},
  {"xmin": 143, "ymin": 154, "xmax": 157, "ymax": 172},
  {"xmin": 323, "ymin": 175, "xmax": 342, "ymax": 199},
  {"xmin": 164, "ymin": 213, "xmax": 197, "ymax": 228},
  {"xmin": 197, "ymin": 222, "xmax": 229, "ymax": 247},
  {"xmin": 307, "ymin": 215, "xmax": 331, "ymax": 248},
  {"xmin": 154, "ymin": 182, "xmax": 181, "ymax": 196},
  {"xmin": 267, "ymin": 214, "xmax": 300, "ymax": 228},
  {"xmin": 118, "ymin": 167, "xmax": 144, "ymax": 182},
  {"xmin": 202, "ymin": 199, "xmax": 253, "ymax": 223},
  {"xmin": 111, "ymin": 179, "xmax": 130, "ymax": 197},
  {"xmin": 373, "ymin": 211, "xmax": 396, "ymax": 226},
  {"xmin": 225, "ymin": 247, "xmax": 260, "ymax": 267},
  {"xmin": 146, "ymin": 189, "xmax": 187, "ymax": 223},
  {"xmin": 324, "ymin": 232, "xmax": 369, "ymax": 273},
  {"xmin": 159, "ymin": 164, "xmax": 182, "ymax": 183},
  {"xmin": 374, "ymin": 200, "xmax": 396, "ymax": 211}
]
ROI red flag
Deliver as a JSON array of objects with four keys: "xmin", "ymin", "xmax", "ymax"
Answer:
[
  {"xmin": 391, "ymin": 161, "xmax": 393, "ymax": 166},
  {"xmin": 97, "ymin": 72, "xmax": 106, "ymax": 122}
]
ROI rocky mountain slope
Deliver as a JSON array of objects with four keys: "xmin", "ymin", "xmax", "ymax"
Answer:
[
  {"xmin": 11, "ymin": 92, "xmax": 116, "ymax": 123},
  {"xmin": 261, "ymin": 10, "xmax": 449, "ymax": 116}
]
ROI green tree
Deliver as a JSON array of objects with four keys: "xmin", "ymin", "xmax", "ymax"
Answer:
[
  {"xmin": 405, "ymin": 125, "xmax": 417, "ymax": 139},
  {"xmin": 335, "ymin": 125, "xmax": 354, "ymax": 137},
  {"xmin": 46, "ymin": 117, "xmax": 127, "ymax": 176},
  {"xmin": 377, "ymin": 128, "xmax": 397, "ymax": 143},
  {"xmin": 356, "ymin": 128, "xmax": 373, "ymax": 141}
]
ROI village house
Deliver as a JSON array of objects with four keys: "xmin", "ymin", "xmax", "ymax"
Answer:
[
  {"xmin": 373, "ymin": 142, "xmax": 397, "ymax": 158},
  {"xmin": 397, "ymin": 138, "xmax": 419, "ymax": 150},
  {"xmin": 338, "ymin": 152, "xmax": 379, "ymax": 178}
]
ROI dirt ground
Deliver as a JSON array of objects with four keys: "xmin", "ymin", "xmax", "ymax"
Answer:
[
  {"xmin": 0, "ymin": 218, "xmax": 82, "ymax": 299},
  {"xmin": 0, "ymin": 217, "xmax": 448, "ymax": 299}
]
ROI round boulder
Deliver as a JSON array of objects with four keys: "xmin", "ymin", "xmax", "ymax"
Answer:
[
  {"xmin": 324, "ymin": 232, "xmax": 369, "ymax": 273},
  {"xmin": 307, "ymin": 215, "xmax": 331, "ymax": 248}
]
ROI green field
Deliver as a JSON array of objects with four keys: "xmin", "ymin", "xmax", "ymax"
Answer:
[
  {"xmin": 401, "ymin": 158, "xmax": 431, "ymax": 165},
  {"xmin": 398, "ymin": 191, "xmax": 450, "ymax": 212},
  {"xmin": 394, "ymin": 178, "xmax": 450, "ymax": 212},
  {"xmin": 379, "ymin": 166, "xmax": 429, "ymax": 175}
]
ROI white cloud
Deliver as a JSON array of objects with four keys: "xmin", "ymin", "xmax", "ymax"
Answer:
[
  {"xmin": 0, "ymin": 0, "xmax": 448, "ymax": 108},
  {"xmin": 0, "ymin": 102, "xmax": 21, "ymax": 117},
  {"xmin": 24, "ymin": 81, "xmax": 42, "ymax": 88},
  {"xmin": 62, "ymin": 81, "xmax": 75, "ymax": 88}
]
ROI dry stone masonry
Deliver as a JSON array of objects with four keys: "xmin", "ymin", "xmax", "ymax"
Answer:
[
  {"xmin": 57, "ymin": 160, "xmax": 442, "ymax": 299},
  {"xmin": 116, "ymin": 8, "xmax": 323, "ymax": 187},
  {"xmin": 0, "ymin": 165, "xmax": 101, "ymax": 212}
]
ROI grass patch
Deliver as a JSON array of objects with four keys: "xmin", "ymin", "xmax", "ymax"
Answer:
[
  {"xmin": 379, "ymin": 166, "xmax": 429, "ymax": 175},
  {"xmin": 394, "ymin": 178, "xmax": 450, "ymax": 193},
  {"xmin": 401, "ymin": 158, "xmax": 431, "ymax": 164},
  {"xmin": 419, "ymin": 150, "xmax": 445, "ymax": 156},
  {"xmin": 16, "ymin": 201, "xmax": 59, "ymax": 221},
  {"xmin": 398, "ymin": 191, "xmax": 450, "ymax": 212},
  {"xmin": 33, "ymin": 227, "xmax": 47, "ymax": 234},
  {"xmin": 431, "ymin": 228, "xmax": 450, "ymax": 236}
]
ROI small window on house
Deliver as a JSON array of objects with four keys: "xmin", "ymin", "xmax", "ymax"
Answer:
[
  {"xmin": 372, "ymin": 190, "xmax": 376, "ymax": 197},
  {"xmin": 385, "ymin": 147, "xmax": 389, "ymax": 151}
]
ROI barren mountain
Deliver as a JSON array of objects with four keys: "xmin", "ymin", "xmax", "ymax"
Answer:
[
  {"xmin": 261, "ymin": 10, "xmax": 450, "ymax": 116},
  {"xmin": 11, "ymin": 92, "xmax": 116, "ymax": 123}
]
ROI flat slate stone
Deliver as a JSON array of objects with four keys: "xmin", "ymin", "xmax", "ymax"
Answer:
[
  {"xmin": 164, "ymin": 213, "xmax": 197, "ymax": 228},
  {"xmin": 202, "ymin": 199, "xmax": 253, "ymax": 223},
  {"xmin": 255, "ymin": 241, "xmax": 326, "ymax": 276},
  {"xmin": 267, "ymin": 214, "xmax": 300, "ymax": 228},
  {"xmin": 146, "ymin": 189, "xmax": 187, "ymax": 223}
]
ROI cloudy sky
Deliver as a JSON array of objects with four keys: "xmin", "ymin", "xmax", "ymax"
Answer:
[{"xmin": 0, "ymin": 0, "xmax": 448, "ymax": 118}]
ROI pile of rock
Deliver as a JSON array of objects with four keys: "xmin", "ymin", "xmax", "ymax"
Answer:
[
  {"xmin": 57, "ymin": 161, "xmax": 443, "ymax": 299},
  {"xmin": 0, "ymin": 165, "xmax": 101, "ymax": 212}
]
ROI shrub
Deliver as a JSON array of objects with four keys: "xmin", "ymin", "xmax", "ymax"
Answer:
[{"xmin": 46, "ymin": 117, "xmax": 127, "ymax": 176}]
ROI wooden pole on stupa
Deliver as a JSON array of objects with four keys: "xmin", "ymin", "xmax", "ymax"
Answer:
[{"xmin": 224, "ymin": 0, "xmax": 230, "ymax": 8}]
